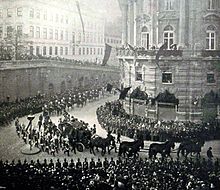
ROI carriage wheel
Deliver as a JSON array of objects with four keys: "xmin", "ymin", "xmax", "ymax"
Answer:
[{"xmin": 76, "ymin": 143, "xmax": 85, "ymax": 152}]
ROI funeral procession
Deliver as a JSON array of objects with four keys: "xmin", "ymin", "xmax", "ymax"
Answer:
[{"xmin": 0, "ymin": 0, "xmax": 220, "ymax": 189}]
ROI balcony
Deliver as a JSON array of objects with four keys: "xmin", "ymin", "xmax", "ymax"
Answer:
[
  {"xmin": 201, "ymin": 50, "xmax": 220, "ymax": 58},
  {"xmin": 116, "ymin": 48, "xmax": 183, "ymax": 58}
]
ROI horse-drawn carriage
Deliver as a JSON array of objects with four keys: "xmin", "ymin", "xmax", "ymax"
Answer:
[{"xmin": 59, "ymin": 121, "xmax": 92, "ymax": 152}]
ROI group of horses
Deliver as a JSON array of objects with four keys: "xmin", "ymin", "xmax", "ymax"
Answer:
[{"xmin": 88, "ymin": 133, "xmax": 205, "ymax": 159}]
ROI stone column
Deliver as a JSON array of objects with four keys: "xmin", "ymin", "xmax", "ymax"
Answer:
[
  {"xmin": 121, "ymin": 3, "xmax": 128, "ymax": 45},
  {"xmin": 179, "ymin": 0, "xmax": 186, "ymax": 47}
]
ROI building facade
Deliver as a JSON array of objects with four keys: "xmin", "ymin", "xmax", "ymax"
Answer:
[
  {"xmin": 117, "ymin": 0, "xmax": 220, "ymax": 121},
  {"xmin": 0, "ymin": 0, "xmax": 105, "ymax": 63}
]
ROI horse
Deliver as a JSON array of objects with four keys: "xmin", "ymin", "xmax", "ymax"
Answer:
[
  {"xmin": 118, "ymin": 139, "xmax": 144, "ymax": 157},
  {"xmin": 177, "ymin": 139, "xmax": 205, "ymax": 158},
  {"xmin": 89, "ymin": 134, "xmax": 115, "ymax": 156},
  {"xmin": 149, "ymin": 140, "xmax": 175, "ymax": 159}
]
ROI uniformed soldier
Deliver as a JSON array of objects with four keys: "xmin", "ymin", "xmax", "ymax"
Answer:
[
  {"xmin": 83, "ymin": 158, "xmax": 89, "ymax": 170},
  {"xmin": 90, "ymin": 158, "xmax": 95, "ymax": 170},
  {"xmin": 76, "ymin": 158, "xmax": 82, "ymax": 170},
  {"xmin": 96, "ymin": 158, "xmax": 102, "ymax": 168}
]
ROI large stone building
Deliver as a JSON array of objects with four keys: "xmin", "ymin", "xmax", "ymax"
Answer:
[
  {"xmin": 0, "ymin": 0, "xmax": 105, "ymax": 63},
  {"xmin": 117, "ymin": 0, "xmax": 220, "ymax": 121}
]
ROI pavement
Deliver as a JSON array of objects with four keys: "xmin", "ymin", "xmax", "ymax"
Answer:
[{"xmin": 0, "ymin": 94, "xmax": 219, "ymax": 163}]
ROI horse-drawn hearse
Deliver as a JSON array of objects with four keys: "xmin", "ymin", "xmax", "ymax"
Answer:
[{"xmin": 58, "ymin": 121, "xmax": 92, "ymax": 152}]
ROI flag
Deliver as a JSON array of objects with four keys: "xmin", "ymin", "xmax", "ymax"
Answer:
[
  {"xmin": 76, "ymin": 1, "xmax": 85, "ymax": 35},
  {"xmin": 119, "ymin": 87, "xmax": 131, "ymax": 100},
  {"xmin": 155, "ymin": 42, "xmax": 168, "ymax": 69},
  {"xmin": 106, "ymin": 83, "xmax": 113, "ymax": 92},
  {"xmin": 127, "ymin": 43, "xmax": 135, "ymax": 51},
  {"xmin": 102, "ymin": 43, "xmax": 112, "ymax": 66}
]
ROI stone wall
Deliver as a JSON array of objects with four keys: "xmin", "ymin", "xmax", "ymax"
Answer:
[{"xmin": 0, "ymin": 60, "xmax": 120, "ymax": 101}]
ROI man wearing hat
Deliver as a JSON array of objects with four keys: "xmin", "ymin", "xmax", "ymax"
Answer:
[{"xmin": 207, "ymin": 147, "xmax": 213, "ymax": 160}]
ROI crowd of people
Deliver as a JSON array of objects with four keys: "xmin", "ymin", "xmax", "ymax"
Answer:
[
  {"xmin": 0, "ymin": 84, "xmax": 108, "ymax": 126},
  {"xmin": 0, "ymin": 157, "xmax": 219, "ymax": 190},
  {"xmin": 97, "ymin": 101, "xmax": 219, "ymax": 142},
  {"xmin": 15, "ymin": 110, "xmax": 95, "ymax": 156}
]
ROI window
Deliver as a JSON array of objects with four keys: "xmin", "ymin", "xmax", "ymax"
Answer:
[
  {"xmin": 36, "ymin": 27, "xmax": 40, "ymax": 38},
  {"xmin": 55, "ymin": 29, "xmax": 58, "ymax": 40},
  {"xmin": 17, "ymin": 7, "xmax": 22, "ymax": 16},
  {"xmin": 87, "ymin": 48, "xmax": 89, "ymax": 55},
  {"xmin": 30, "ymin": 26, "xmax": 34, "ymax": 37},
  {"xmin": 135, "ymin": 71, "xmax": 142, "ymax": 81},
  {"xmin": 49, "ymin": 29, "xmax": 53, "ymax": 39},
  {"xmin": 83, "ymin": 47, "xmax": 85, "ymax": 55},
  {"xmin": 97, "ymin": 48, "xmax": 100, "ymax": 55},
  {"xmin": 72, "ymin": 32, "xmax": 75, "ymax": 43},
  {"xmin": 36, "ymin": 46, "xmax": 40, "ymax": 55},
  {"xmin": 43, "ymin": 46, "xmax": 46, "ymax": 55},
  {"xmin": 55, "ymin": 47, "xmax": 58, "ymax": 55},
  {"xmin": 0, "ymin": 9, "xmax": 3, "ymax": 18},
  {"xmin": 17, "ymin": 25, "xmax": 22, "ymax": 35},
  {"xmin": 72, "ymin": 46, "xmax": 75, "ymax": 55},
  {"xmin": 162, "ymin": 72, "xmax": 172, "ymax": 84},
  {"xmin": 60, "ymin": 47, "xmax": 63, "ymax": 55},
  {"xmin": 43, "ymin": 28, "xmax": 47, "ymax": 39},
  {"xmin": 90, "ymin": 48, "xmax": 92, "ymax": 55},
  {"xmin": 65, "ymin": 31, "xmax": 68, "ymax": 41},
  {"xmin": 60, "ymin": 30, "xmax": 63, "ymax": 40},
  {"xmin": 79, "ymin": 47, "xmax": 81, "ymax": 55},
  {"xmin": 101, "ymin": 48, "xmax": 103, "ymax": 55},
  {"xmin": 0, "ymin": 26, "xmax": 3, "ymax": 38},
  {"xmin": 78, "ymin": 32, "xmax": 81, "ymax": 42},
  {"xmin": 36, "ymin": 9, "xmax": 40, "ymax": 19},
  {"xmin": 206, "ymin": 25, "xmax": 216, "ymax": 50},
  {"xmin": 165, "ymin": 0, "xmax": 174, "ymax": 10},
  {"xmin": 30, "ymin": 8, "xmax": 34, "ymax": 18},
  {"xmin": 65, "ymin": 47, "xmax": 68, "ymax": 55},
  {"xmin": 7, "ymin": 26, "xmax": 13, "ymax": 37},
  {"xmin": 208, "ymin": 0, "xmax": 219, "ymax": 10},
  {"xmin": 43, "ymin": 10, "xmax": 47, "ymax": 20},
  {"xmin": 49, "ymin": 47, "xmax": 52, "ymax": 55},
  {"xmin": 141, "ymin": 26, "xmax": 150, "ymax": 49},
  {"xmin": 7, "ymin": 9, "xmax": 12, "ymax": 17},
  {"xmin": 164, "ymin": 25, "xmax": 174, "ymax": 49},
  {"xmin": 30, "ymin": 46, "xmax": 34, "ymax": 55},
  {"xmin": 207, "ymin": 73, "xmax": 215, "ymax": 83},
  {"xmin": 94, "ymin": 48, "xmax": 96, "ymax": 55}
]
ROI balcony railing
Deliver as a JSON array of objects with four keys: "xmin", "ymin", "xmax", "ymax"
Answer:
[
  {"xmin": 116, "ymin": 48, "xmax": 183, "ymax": 58},
  {"xmin": 201, "ymin": 50, "xmax": 220, "ymax": 57}
]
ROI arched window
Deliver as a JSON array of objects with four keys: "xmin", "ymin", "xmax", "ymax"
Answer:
[
  {"xmin": 206, "ymin": 25, "xmax": 216, "ymax": 50},
  {"xmin": 141, "ymin": 26, "xmax": 150, "ymax": 49},
  {"xmin": 163, "ymin": 25, "xmax": 174, "ymax": 49}
]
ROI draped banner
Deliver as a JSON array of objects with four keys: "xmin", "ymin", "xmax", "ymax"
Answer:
[
  {"xmin": 155, "ymin": 42, "xmax": 168, "ymax": 69},
  {"xmin": 102, "ymin": 43, "xmax": 112, "ymax": 66}
]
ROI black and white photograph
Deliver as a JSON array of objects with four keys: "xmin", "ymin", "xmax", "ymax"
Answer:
[{"xmin": 0, "ymin": 0, "xmax": 220, "ymax": 189}]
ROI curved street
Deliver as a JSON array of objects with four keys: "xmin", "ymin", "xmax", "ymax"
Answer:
[{"xmin": 0, "ymin": 94, "xmax": 219, "ymax": 162}]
